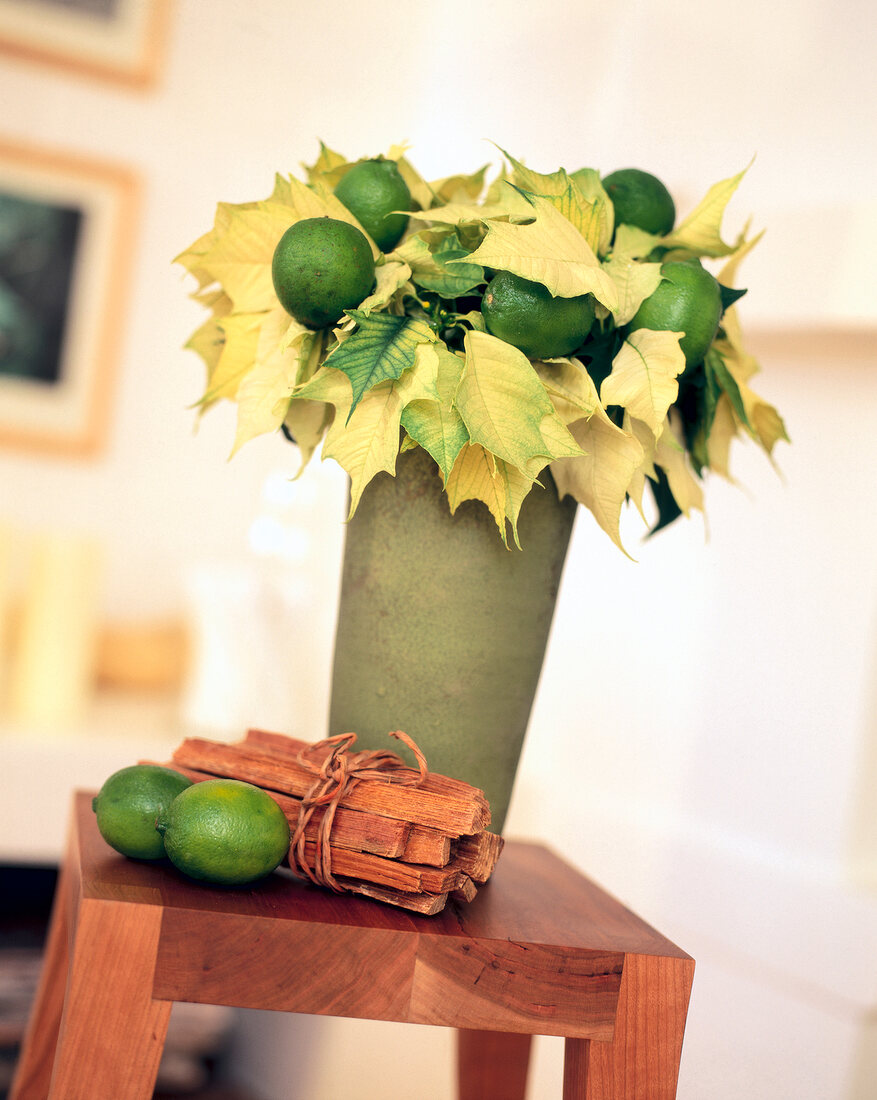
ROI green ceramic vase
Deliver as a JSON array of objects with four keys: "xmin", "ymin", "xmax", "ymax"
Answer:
[{"xmin": 327, "ymin": 446, "xmax": 577, "ymax": 833}]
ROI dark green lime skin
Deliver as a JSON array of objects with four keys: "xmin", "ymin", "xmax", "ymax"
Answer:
[
  {"xmin": 602, "ymin": 168, "xmax": 676, "ymax": 236},
  {"xmin": 334, "ymin": 159, "xmax": 411, "ymax": 253},
  {"xmin": 272, "ymin": 217, "xmax": 375, "ymax": 328},
  {"xmin": 481, "ymin": 271, "xmax": 596, "ymax": 359},
  {"xmin": 629, "ymin": 260, "xmax": 723, "ymax": 366}
]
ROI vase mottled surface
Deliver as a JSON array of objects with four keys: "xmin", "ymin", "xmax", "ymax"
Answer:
[{"xmin": 328, "ymin": 446, "xmax": 577, "ymax": 832}]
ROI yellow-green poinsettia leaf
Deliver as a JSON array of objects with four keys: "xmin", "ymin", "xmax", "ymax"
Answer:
[
  {"xmin": 457, "ymin": 330, "xmax": 582, "ymax": 477},
  {"xmin": 704, "ymin": 393, "xmax": 738, "ymax": 480},
  {"xmin": 498, "ymin": 146, "xmax": 570, "ymax": 197},
  {"xmin": 322, "ymin": 311, "xmax": 435, "ymax": 417},
  {"xmin": 283, "ymin": 380, "xmax": 333, "ymax": 477},
  {"xmin": 601, "ymin": 254, "xmax": 662, "ymax": 326},
  {"xmin": 202, "ymin": 311, "xmax": 264, "ymax": 405},
  {"xmin": 601, "ymin": 329, "xmax": 686, "ymax": 437},
  {"xmin": 661, "ymin": 163, "xmax": 751, "ymax": 257},
  {"xmin": 612, "ymin": 223, "xmax": 662, "ymax": 260},
  {"xmin": 392, "ymin": 154, "xmax": 436, "ymax": 212},
  {"xmin": 534, "ymin": 356, "xmax": 600, "ymax": 425},
  {"xmin": 269, "ymin": 178, "xmax": 380, "ymax": 257},
  {"xmin": 443, "ymin": 443, "xmax": 535, "ymax": 547},
  {"xmin": 462, "ymin": 194, "xmax": 619, "ymax": 310},
  {"xmin": 302, "ymin": 141, "xmax": 348, "ymax": 185},
  {"xmin": 550, "ymin": 386, "xmax": 644, "ymax": 555},
  {"xmin": 717, "ymin": 226, "xmax": 764, "ymax": 350},
  {"xmin": 294, "ymin": 367, "xmax": 405, "ymax": 516},
  {"xmin": 230, "ymin": 312, "xmax": 315, "ymax": 457},
  {"xmin": 540, "ymin": 182, "xmax": 608, "ymax": 257},
  {"xmin": 198, "ymin": 204, "xmax": 293, "ymax": 313},
  {"xmin": 401, "ymin": 344, "xmax": 469, "ymax": 481},
  {"xmin": 568, "ymin": 168, "xmax": 614, "ymax": 255},
  {"xmin": 624, "ymin": 413, "xmax": 660, "ymax": 521},
  {"xmin": 429, "ymin": 164, "xmax": 489, "ymax": 205},
  {"xmin": 654, "ymin": 415, "xmax": 704, "ymax": 517},
  {"xmin": 357, "ymin": 260, "xmax": 412, "ymax": 315}
]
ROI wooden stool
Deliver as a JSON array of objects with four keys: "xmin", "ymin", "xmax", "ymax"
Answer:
[{"xmin": 11, "ymin": 792, "xmax": 694, "ymax": 1099}]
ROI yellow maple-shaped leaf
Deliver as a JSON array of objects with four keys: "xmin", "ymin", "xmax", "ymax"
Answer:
[
  {"xmin": 534, "ymin": 357, "xmax": 600, "ymax": 426},
  {"xmin": 550, "ymin": 379, "xmax": 644, "ymax": 555},
  {"xmin": 198, "ymin": 204, "xmax": 293, "ymax": 313},
  {"xmin": 602, "ymin": 226, "xmax": 663, "ymax": 324},
  {"xmin": 444, "ymin": 443, "xmax": 535, "ymax": 547},
  {"xmin": 400, "ymin": 344, "xmax": 468, "ymax": 480},
  {"xmin": 540, "ymin": 182, "xmax": 607, "ymax": 257},
  {"xmin": 408, "ymin": 182, "xmax": 534, "ymax": 228},
  {"xmin": 270, "ymin": 178, "xmax": 380, "ymax": 255},
  {"xmin": 568, "ymin": 168, "xmax": 614, "ymax": 255},
  {"xmin": 462, "ymin": 194, "xmax": 619, "ymax": 309},
  {"xmin": 715, "ymin": 337, "xmax": 789, "ymax": 457},
  {"xmin": 654, "ymin": 415, "xmax": 704, "ymax": 516},
  {"xmin": 705, "ymin": 393, "xmax": 738, "ymax": 480},
  {"xmin": 393, "ymin": 154, "xmax": 436, "ymax": 212},
  {"xmin": 356, "ymin": 260, "xmax": 411, "ymax": 315},
  {"xmin": 294, "ymin": 368, "xmax": 404, "ymax": 517},
  {"xmin": 457, "ymin": 331, "xmax": 582, "ymax": 477},
  {"xmin": 429, "ymin": 164, "xmax": 488, "ymax": 205},
  {"xmin": 717, "ymin": 227, "xmax": 765, "ymax": 350},
  {"xmin": 661, "ymin": 163, "xmax": 751, "ymax": 257},
  {"xmin": 499, "ymin": 147, "xmax": 570, "ymax": 197},
  {"xmin": 601, "ymin": 329, "xmax": 686, "ymax": 437},
  {"xmin": 624, "ymin": 414, "xmax": 659, "ymax": 521},
  {"xmin": 202, "ymin": 312, "xmax": 264, "ymax": 405},
  {"xmin": 302, "ymin": 141, "xmax": 348, "ymax": 185},
  {"xmin": 231, "ymin": 311, "xmax": 315, "ymax": 456}
]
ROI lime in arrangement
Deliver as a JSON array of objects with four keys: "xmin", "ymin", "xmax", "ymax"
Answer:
[
  {"xmin": 176, "ymin": 142, "xmax": 787, "ymax": 554},
  {"xmin": 157, "ymin": 779, "xmax": 290, "ymax": 886},
  {"xmin": 92, "ymin": 765, "xmax": 192, "ymax": 860}
]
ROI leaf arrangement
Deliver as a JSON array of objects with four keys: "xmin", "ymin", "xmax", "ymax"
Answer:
[{"xmin": 176, "ymin": 142, "xmax": 788, "ymax": 553}]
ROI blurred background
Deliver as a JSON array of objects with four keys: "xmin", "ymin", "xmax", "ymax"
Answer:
[{"xmin": 0, "ymin": 0, "xmax": 875, "ymax": 1097}]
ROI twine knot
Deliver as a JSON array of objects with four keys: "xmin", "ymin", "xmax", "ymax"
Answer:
[{"xmin": 288, "ymin": 731, "xmax": 428, "ymax": 892}]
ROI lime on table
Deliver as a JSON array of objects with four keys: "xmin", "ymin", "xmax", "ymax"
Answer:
[
  {"xmin": 602, "ymin": 167, "xmax": 676, "ymax": 236},
  {"xmin": 272, "ymin": 216, "xmax": 375, "ymax": 329},
  {"xmin": 157, "ymin": 779, "xmax": 290, "ymax": 886},
  {"xmin": 92, "ymin": 765, "xmax": 192, "ymax": 860},
  {"xmin": 334, "ymin": 157, "xmax": 412, "ymax": 253},
  {"xmin": 481, "ymin": 270, "xmax": 596, "ymax": 360},
  {"xmin": 629, "ymin": 260, "xmax": 723, "ymax": 367}
]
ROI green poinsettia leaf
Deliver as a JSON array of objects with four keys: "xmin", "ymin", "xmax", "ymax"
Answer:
[
  {"xmin": 601, "ymin": 329, "xmax": 686, "ymax": 438},
  {"xmin": 323, "ymin": 311, "xmax": 435, "ymax": 418},
  {"xmin": 704, "ymin": 346, "xmax": 750, "ymax": 429},
  {"xmin": 411, "ymin": 234, "xmax": 485, "ymax": 297},
  {"xmin": 461, "ymin": 194, "xmax": 619, "ymax": 310},
  {"xmin": 400, "ymin": 344, "xmax": 468, "ymax": 480},
  {"xmin": 719, "ymin": 283, "xmax": 747, "ymax": 312},
  {"xmin": 646, "ymin": 465, "xmax": 683, "ymax": 536},
  {"xmin": 457, "ymin": 330, "xmax": 582, "ymax": 477},
  {"xmin": 661, "ymin": 163, "xmax": 751, "ymax": 257}
]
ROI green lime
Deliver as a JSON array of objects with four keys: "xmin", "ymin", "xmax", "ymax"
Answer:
[
  {"xmin": 629, "ymin": 260, "xmax": 723, "ymax": 366},
  {"xmin": 333, "ymin": 158, "xmax": 412, "ymax": 253},
  {"xmin": 602, "ymin": 168, "xmax": 676, "ymax": 236},
  {"xmin": 157, "ymin": 779, "xmax": 290, "ymax": 886},
  {"xmin": 92, "ymin": 765, "xmax": 192, "ymax": 860},
  {"xmin": 272, "ymin": 216, "xmax": 375, "ymax": 329},
  {"xmin": 481, "ymin": 270, "xmax": 596, "ymax": 360}
]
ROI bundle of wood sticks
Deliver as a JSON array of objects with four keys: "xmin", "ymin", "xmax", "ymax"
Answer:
[{"xmin": 160, "ymin": 728, "xmax": 504, "ymax": 915}]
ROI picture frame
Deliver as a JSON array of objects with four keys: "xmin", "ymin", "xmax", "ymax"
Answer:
[
  {"xmin": 0, "ymin": 0, "xmax": 172, "ymax": 90},
  {"xmin": 0, "ymin": 137, "xmax": 139, "ymax": 457}
]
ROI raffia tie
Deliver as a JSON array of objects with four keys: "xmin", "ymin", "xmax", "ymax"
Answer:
[{"xmin": 288, "ymin": 730, "xmax": 428, "ymax": 892}]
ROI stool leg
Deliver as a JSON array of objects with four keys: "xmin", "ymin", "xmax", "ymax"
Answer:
[
  {"xmin": 10, "ymin": 863, "xmax": 73, "ymax": 1099},
  {"xmin": 47, "ymin": 897, "xmax": 172, "ymax": 1100},
  {"xmin": 457, "ymin": 1028, "xmax": 532, "ymax": 1100},
  {"xmin": 561, "ymin": 955, "xmax": 694, "ymax": 1099}
]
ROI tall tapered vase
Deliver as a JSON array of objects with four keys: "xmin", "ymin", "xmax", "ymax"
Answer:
[{"xmin": 328, "ymin": 446, "xmax": 577, "ymax": 832}]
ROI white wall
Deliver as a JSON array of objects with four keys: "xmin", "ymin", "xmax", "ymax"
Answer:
[{"xmin": 1, "ymin": 1, "xmax": 875, "ymax": 1097}]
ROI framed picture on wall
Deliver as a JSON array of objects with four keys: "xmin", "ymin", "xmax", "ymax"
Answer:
[
  {"xmin": 0, "ymin": 138, "xmax": 139, "ymax": 457},
  {"xmin": 0, "ymin": 0, "xmax": 171, "ymax": 90}
]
